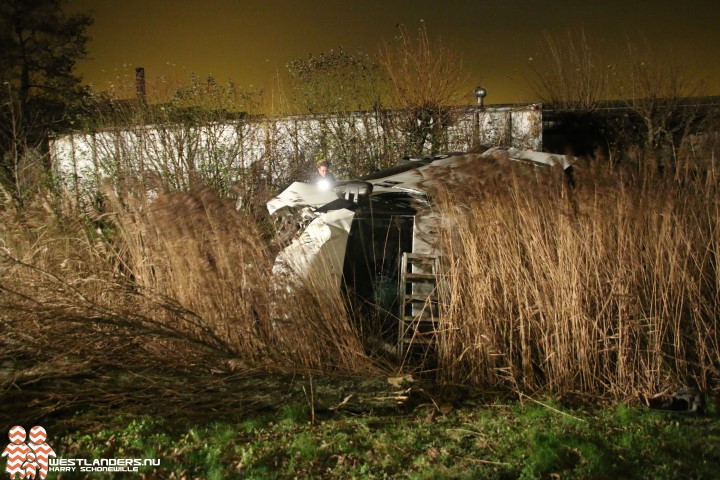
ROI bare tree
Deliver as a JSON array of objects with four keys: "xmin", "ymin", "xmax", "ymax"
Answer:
[
  {"xmin": 528, "ymin": 30, "xmax": 612, "ymax": 112},
  {"xmin": 379, "ymin": 24, "xmax": 468, "ymax": 156},
  {"xmin": 527, "ymin": 31, "xmax": 712, "ymax": 165},
  {"xmin": 286, "ymin": 47, "xmax": 382, "ymax": 114},
  {"xmin": 623, "ymin": 41, "xmax": 707, "ymax": 154},
  {"xmin": 286, "ymin": 47, "xmax": 391, "ymax": 178}
]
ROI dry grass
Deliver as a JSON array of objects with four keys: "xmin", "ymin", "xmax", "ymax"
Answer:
[
  {"xmin": 436, "ymin": 152, "xmax": 720, "ymax": 399},
  {"xmin": 2, "ymin": 145, "xmax": 719, "ymax": 410},
  {"xmin": 0, "ymin": 181, "xmax": 376, "ymax": 413}
]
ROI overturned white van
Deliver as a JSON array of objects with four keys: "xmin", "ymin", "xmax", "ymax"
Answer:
[{"xmin": 267, "ymin": 147, "xmax": 574, "ymax": 359}]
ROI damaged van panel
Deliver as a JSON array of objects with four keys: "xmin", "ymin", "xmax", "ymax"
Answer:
[
  {"xmin": 267, "ymin": 147, "xmax": 574, "ymax": 351},
  {"xmin": 272, "ymin": 208, "xmax": 355, "ymax": 293}
]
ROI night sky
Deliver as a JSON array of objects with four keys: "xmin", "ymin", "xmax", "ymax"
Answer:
[{"xmin": 67, "ymin": 0, "xmax": 720, "ymax": 105}]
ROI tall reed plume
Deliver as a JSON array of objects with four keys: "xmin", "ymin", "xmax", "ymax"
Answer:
[{"xmin": 436, "ymin": 153, "xmax": 719, "ymax": 398}]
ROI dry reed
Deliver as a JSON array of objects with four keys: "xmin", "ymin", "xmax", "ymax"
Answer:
[
  {"xmin": 436, "ymin": 153, "xmax": 719, "ymax": 399},
  {"xmin": 0, "ymin": 181, "xmax": 376, "ymax": 395},
  {"xmin": 3, "ymin": 146, "xmax": 719, "ymax": 405}
]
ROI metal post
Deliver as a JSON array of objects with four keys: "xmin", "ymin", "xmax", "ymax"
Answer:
[
  {"xmin": 473, "ymin": 86, "xmax": 487, "ymax": 148},
  {"xmin": 135, "ymin": 67, "xmax": 146, "ymax": 105}
]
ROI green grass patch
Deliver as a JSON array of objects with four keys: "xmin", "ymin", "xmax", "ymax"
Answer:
[{"xmin": 52, "ymin": 399, "xmax": 720, "ymax": 479}]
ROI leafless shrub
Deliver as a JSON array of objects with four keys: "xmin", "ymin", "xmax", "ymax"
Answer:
[
  {"xmin": 379, "ymin": 24, "xmax": 469, "ymax": 156},
  {"xmin": 528, "ymin": 31, "xmax": 716, "ymax": 166},
  {"xmin": 622, "ymin": 41, "xmax": 709, "ymax": 158},
  {"xmin": 528, "ymin": 30, "xmax": 612, "ymax": 112},
  {"xmin": 0, "ymin": 85, "xmax": 55, "ymax": 205}
]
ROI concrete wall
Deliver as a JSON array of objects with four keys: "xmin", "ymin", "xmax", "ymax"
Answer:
[{"xmin": 50, "ymin": 104, "xmax": 542, "ymax": 197}]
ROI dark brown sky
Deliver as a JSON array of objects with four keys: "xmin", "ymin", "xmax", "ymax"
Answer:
[{"xmin": 67, "ymin": 0, "xmax": 720, "ymax": 105}]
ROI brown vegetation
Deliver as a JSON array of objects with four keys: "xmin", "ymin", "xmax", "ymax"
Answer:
[
  {"xmin": 437, "ymin": 150, "xmax": 719, "ymax": 399},
  {"xmin": 3, "ymin": 140, "xmax": 719, "ymax": 413},
  {"xmin": 1, "ymin": 26, "xmax": 718, "ymax": 421},
  {"xmin": 0, "ymin": 180, "xmax": 376, "ymax": 422}
]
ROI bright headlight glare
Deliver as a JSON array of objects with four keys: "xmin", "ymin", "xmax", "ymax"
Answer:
[{"xmin": 317, "ymin": 179, "xmax": 331, "ymax": 190}]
